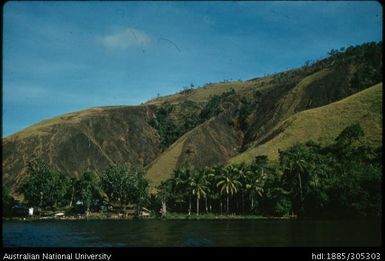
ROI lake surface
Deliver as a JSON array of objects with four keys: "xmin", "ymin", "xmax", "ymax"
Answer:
[{"xmin": 2, "ymin": 219, "xmax": 381, "ymax": 247}]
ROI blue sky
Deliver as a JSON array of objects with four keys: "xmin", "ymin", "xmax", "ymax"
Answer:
[{"xmin": 3, "ymin": 1, "xmax": 382, "ymax": 137}]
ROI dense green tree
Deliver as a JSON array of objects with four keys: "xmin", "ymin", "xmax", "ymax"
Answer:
[
  {"xmin": 326, "ymin": 161, "xmax": 381, "ymax": 217},
  {"xmin": 76, "ymin": 171, "xmax": 102, "ymax": 215},
  {"xmin": 239, "ymin": 97, "xmax": 254, "ymax": 130},
  {"xmin": 199, "ymin": 89, "xmax": 235, "ymax": 123},
  {"xmin": 2, "ymin": 186, "xmax": 16, "ymax": 217},
  {"xmin": 131, "ymin": 168, "xmax": 149, "ymax": 215},
  {"xmin": 149, "ymin": 102, "xmax": 180, "ymax": 149},
  {"xmin": 51, "ymin": 171, "xmax": 72, "ymax": 207},
  {"xmin": 20, "ymin": 159, "xmax": 70, "ymax": 209},
  {"xmin": 101, "ymin": 164, "xmax": 131, "ymax": 205},
  {"xmin": 101, "ymin": 164, "xmax": 148, "ymax": 214},
  {"xmin": 260, "ymin": 167, "xmax": 291, "ymax": 216},
  {"xmin": 199, "ymin": 95, "xmax": 222, "ymax": 121},
  {"xmin": 280, "ymin": 144, "xmax": 310, "ymax": 218},
  {"xmin": 335, "ymin": 123, "xmax": 364, "ymax": 147},
  {"xmin": 20, "ymin": 159, "xmax": 51, "ymax": 208}
]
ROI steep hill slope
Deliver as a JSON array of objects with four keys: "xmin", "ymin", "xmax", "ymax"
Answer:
[
  {"xmin": 145, "ymin": 43, "xmax": 382, "ymax": 186},
  {"xmin": 230, "ymin": 82, "xmax": 383, "ymax": 164},
  {"xmin": 146, "ymin": 98, "xmax": 244, "ymax": 187},
  {"xmin": 2, "ymin": 106, "xmax": 161, "ymax": 188},
  {"xmin": 2, "ymin": 42, "xmax": 382, "ymax": 191}
]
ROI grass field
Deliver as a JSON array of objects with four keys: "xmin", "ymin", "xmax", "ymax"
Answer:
[{"xmin": 230, "ymin": 82, "xmax": 383, "ymax": 164}]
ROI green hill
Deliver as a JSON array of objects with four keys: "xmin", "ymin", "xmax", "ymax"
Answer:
[
  {"xmin": 230, "ymin": 82, "xmax": 382, "ymax": 164},
  {"xmin": 2, "ymin": 41, "xmax": 382, "ymax": 191}
]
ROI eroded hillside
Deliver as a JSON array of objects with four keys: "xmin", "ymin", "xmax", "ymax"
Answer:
[
  {"xmin": 2, "ymin": 42, "xmax": 382, "ymax": 190},
  {"xmin": 3, "ymin": 106, "xmax": 161, "ymax": 188}
]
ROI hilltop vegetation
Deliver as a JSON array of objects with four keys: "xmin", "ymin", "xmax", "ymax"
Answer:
[
  {"xmin": 148, "ymin": 89, "xmax": 236, "ymax": 149},
  {"xmin": 2, "ymin": 41, "xmax": 383, "ymax": 206}
]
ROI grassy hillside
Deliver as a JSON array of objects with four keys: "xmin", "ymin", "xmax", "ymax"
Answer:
[
  {"xmin": 3, "ymin": 106, "xmax": 161, "ymax": 188},
  {"xmin": 145, "ymin": 80, "xmax": 260, "ymax": 105},
  {"xmin": 3, "ymin": 41, "xmax": 382, "ymax": 192},
  {"xmin": 146, "ymin": 98, "xmax": 243, "ymax": 188},
  {"xmin": 230, "ymin": 82, "xmax": 383, "ymax": 164},
  {"xmin": 146, "ymin": 136, "xmax": 187, "ymax": 190}
]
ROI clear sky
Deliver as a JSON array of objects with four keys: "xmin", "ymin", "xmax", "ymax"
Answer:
[{"xmin": 2, "ymin": 1, "xmax": 382, "ymax": 137}]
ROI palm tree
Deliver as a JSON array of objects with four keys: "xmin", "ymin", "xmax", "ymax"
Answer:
[
  {"xmin": 171, "ymin": 167, "xmax": 194, "ymax": 215},
  {"xmin": 209, "ymin": 166, "xmax": 223, "ymax": 214},
  {"xmin": 246, "ymin": 168, "xmax": 266, "ymax": 213},
  {"xmin": 177, "ymin": 166, "xmax": 194, "ymax": 216},
  {"xmin": 202, "ymin": 167, "xmax": 214, "ymax": 213},
  {"xmin": 280, "ymin": 144, "xmax": 309, "ymax": 218},
  {"xmin": 235, "ymin": 163, "xmax": 248, "ymax": 214},
  {"xmin": 172, "ymin": 168, "xmax": 189, "ymax": 212},
  {"xmin": 216, "ymin": 166, "xmax": 241, "ymax": 215},
  {"xmin": 157, "ymin": 180, "xmax": 173, "ymax": 217},
  {"xmin": 190, "ymin": 169, "xmax": 209, "ymax": 216}
]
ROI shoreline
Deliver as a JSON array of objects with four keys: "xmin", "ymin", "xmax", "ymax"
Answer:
[
  {"xmin": 3, "ymin": 213, "xmax": 297, "ymax": 221},
  {"xmin": 3, "ymin": 214, "xmax": 381, "ymax": 222}
]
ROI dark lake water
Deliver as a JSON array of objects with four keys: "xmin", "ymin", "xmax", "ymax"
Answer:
[{"xmin": 2, "ymin": 219, "xmax": 381, "ymax": 247}]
